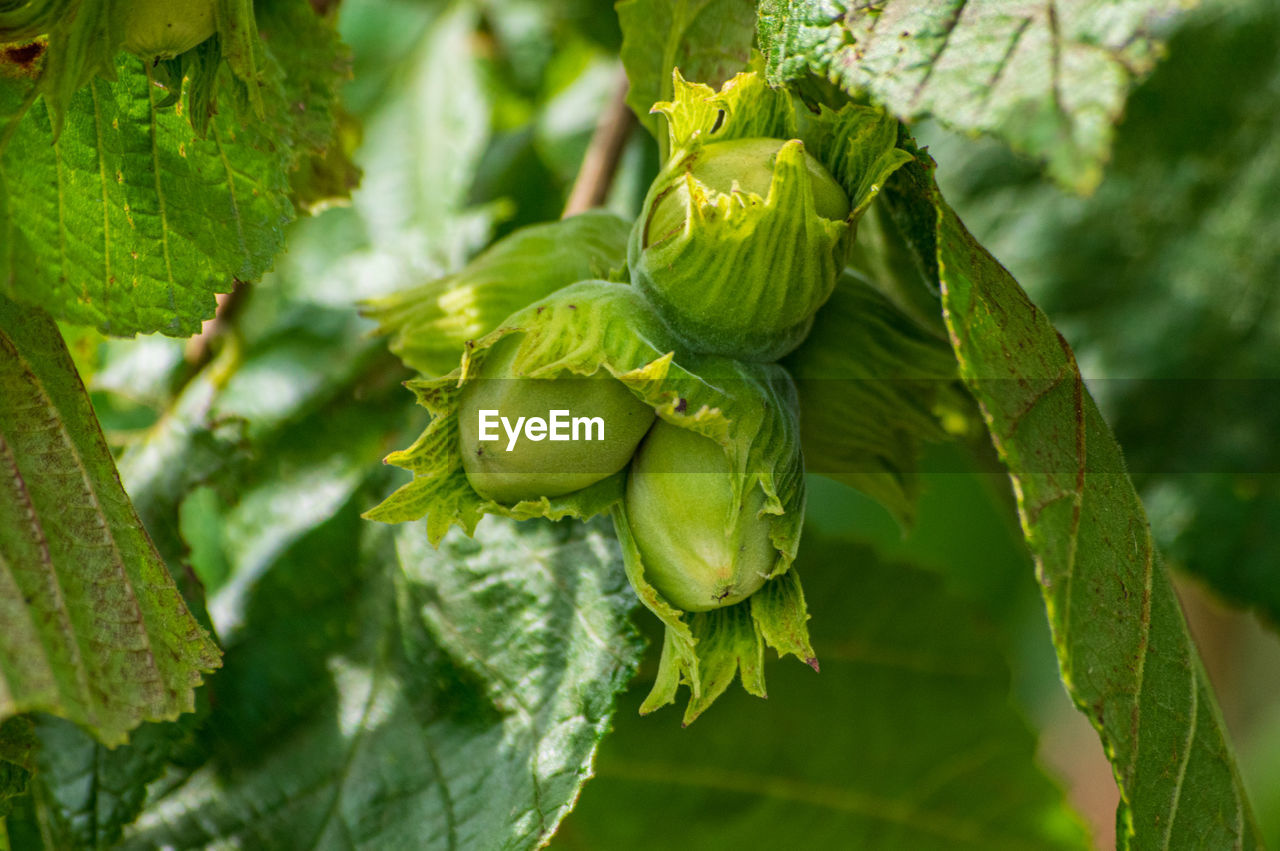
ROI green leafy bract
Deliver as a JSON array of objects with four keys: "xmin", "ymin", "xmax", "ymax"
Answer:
[
  {"xmin": 0, "ymin": 293, "xmax": 221, "ymax": 746},
  {"xmin": 647, "ymin": 70, "xmax": 912, "ymax": 211},
  {"xmin": 783, "ymin": 272, "xmax": 966, "ymax": 526},
  {"xmin": 363, "ymin": 211, "xmax": 631, "ymax": 377}
]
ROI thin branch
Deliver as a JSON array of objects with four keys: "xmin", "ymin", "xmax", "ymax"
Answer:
[
  {"xmin": 183, "ymin": 279, "xmax": 247, "ymax": 367},
  {"xmin": 562, "ymin": 69, "xmax": 637, "ymax": 218}
]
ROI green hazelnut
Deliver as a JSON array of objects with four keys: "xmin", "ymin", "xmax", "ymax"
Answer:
[
  {"xmin": 629, "ymin": 137, "xmax": 852, "ymax": 361},
  {"xmin": 121, "ymin": 0, "xmax": 217, "ymax": 60},
  {"xmin": 643, "ymin": 137, "xmax": 850, "ymax": 250},
  {"xmin": 624, "ymin": 420, "xmax": 776, "ymax": 611},
  {"xmin": 457, "ymin": 333, "xmax": 656, "ymax": 504}
]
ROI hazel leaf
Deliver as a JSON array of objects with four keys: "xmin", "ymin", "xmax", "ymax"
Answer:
[
  {"xmin": 0, "ymin": 294, "xmax": 221, "ymax": 746},
  {"xmin": 911, "ymin": 142, "xmax": 1264, "ymax": 843},
  {"xmin": 117, "ymin": 514, "xmax": 644, "ymax": 850},
  {"xmin": 759, "ymin": 0, "xmax": 1185, "ymax": 193},
  {"xmin": 564, "ymin": 535, "xmax": 1091, "ymax": 849}
]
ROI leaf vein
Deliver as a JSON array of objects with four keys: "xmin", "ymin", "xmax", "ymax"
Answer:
[
  {"xmin": 909, "ymin": 0, "xmax": 970, "ymax": 110},
  {"xmin": 89, "ymin": 81, "xmax": 113, "ymax": 324},
  {"xmin": 143, "ymin": 65, "xmax": 178, "ymax": 330},
  {"xmin": 211, "ymin": 124, "xmax": 251, "ymax": 276},
  {"xmin": 1161, "ymin": 678, "xmax": 1197, "ymax": 849}
]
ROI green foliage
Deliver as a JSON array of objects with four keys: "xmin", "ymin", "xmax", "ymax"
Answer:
[
  {"xmin": 23, "ymin": 712, "xmax": 203, "ymax": 849},
  {"xmin": 923, "ymin": 0, "xmax": 1280, "ymax": 631},
  {"xmin": 558, "ymin": 534, "xmax": 1090, "ymax": 850},
  {"xmin": 0, "ymin": 52, "xmax": 290, "ymax": 335},
  {"xmin": 2, "ymin": 1, "xmax": 1275, "ymax": 848},
  {"xmin": 255, "ymin": 0, "xmax": 357, "ymax": 208},
  {"xmin": 759, "ymin": 0, "xmax": 1184, "ymax": 193},
  {"xmin": 931, "ymin": 171, "xmax": 1261, "ymax": 846},
  {"xmin": 783, "ymin": 273, "xmax": 965, "ymax": 527},
  {"xmin": 364, "ymin": 211, "xmax": 631, "ymax": 376},
  {"xmin": 0, "ymin": 718, "xmax": 34, "ymax": 819},
  {"xmin": 0, "ymin": 1, "xmax": 348, "ymax": 336},
  {"xmin": 119, "ymin": 516, "xmax": 643, "ymax": 849},
  {"xmin": 0, "ymin": 0, "xmax": 122, "ymax": 136},
  {"xmin": 0, "ymin": 294, "xmax": 220, "ymax": 746},
  {"xmin": 617, "ymin": 0, "xmax": 756, "ymax": 157}
]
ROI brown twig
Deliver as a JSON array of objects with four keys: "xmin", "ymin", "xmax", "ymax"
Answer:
[
  {"xmin": 184, "ymin": 279, "xmax": 248, "ymax": 367},
  {"xmin": 562, "ymin": 69, "xmax": 637, "ymax": 218}
]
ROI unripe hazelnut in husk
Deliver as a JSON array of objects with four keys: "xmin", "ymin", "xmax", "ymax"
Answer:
[
  {"xmin": 629, "ymin": 137, "xmax": 851, "ymax": 362},
  {"xmin": 456, "ymin": 334, "xmax": 656, "ymax": 505},
  {"xmin": 643, "ymin": 138, "xmax": 850, "ymax": 246},
  {"xmin": 624, "ymin": 420, "xmax": 776, "ymax": 611},
  {"xmin": 122, "ymin": 0, "xmax": 217, "ymax": 59}
]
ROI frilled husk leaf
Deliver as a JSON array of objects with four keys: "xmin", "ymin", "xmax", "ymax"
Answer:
[
  {"xmin": 628, "ymin": 70, "xmax": 914, "ymax": 360},
  {"xmin": 784, "ymin": 272, "xmax": 971, "ymax": 526},
  {"xmin": 612, "ymin": 358, "xmax": 811, "ymax": 724},
  {"xmin": 653, "ymin": 71, "xmax": 912, "ymax": 201},
  {"xmin": 362, "ymin": 212, "xmax": 630, "ymax": 376}
]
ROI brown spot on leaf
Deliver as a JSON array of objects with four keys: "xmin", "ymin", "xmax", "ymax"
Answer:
[{"xmin": 1, "ymin": 42, "xmax": 44, "ymax": 78}]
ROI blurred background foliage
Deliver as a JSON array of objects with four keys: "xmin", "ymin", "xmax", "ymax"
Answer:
[{"xmin": 17, "ymin": 0, "xmax": 1278, "ymax": 847}]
